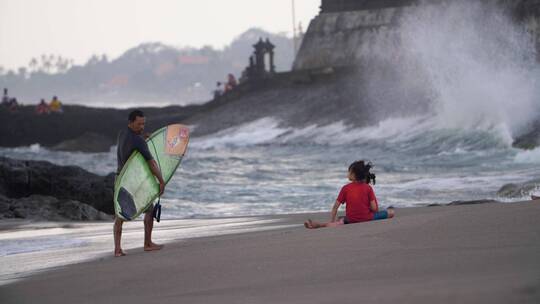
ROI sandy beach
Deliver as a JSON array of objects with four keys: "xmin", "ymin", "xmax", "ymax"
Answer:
[{"xmin": 1, "ymin": 201, "xmax": 539, "ymax": 304}]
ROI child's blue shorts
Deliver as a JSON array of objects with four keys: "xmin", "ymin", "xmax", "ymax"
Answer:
[
  {"xmin": 341, "ymin": 210, "xmax": 389, "ymax": 224},
  {"xmin": 373, "ymin": 210, "xmax": 389, "ymax": 220}
]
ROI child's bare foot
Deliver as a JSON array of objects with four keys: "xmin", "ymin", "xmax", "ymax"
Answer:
[
  {"xmin": 144, "ymin": 243, "xmax": 164, "ymax": 251},
  {"xmin": 304, "ymin": 219, "xmax": 314, "ymax": 229},
  {"xmin": 532, "ymin": 195, "xmax": 540, "ymax": 200},
  {"xmin": 114, "ymin": 249, "xmax": 126, "ymax": 257}
]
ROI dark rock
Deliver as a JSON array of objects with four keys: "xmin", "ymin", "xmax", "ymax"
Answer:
[
  {"xmin": 497, "ymin": 178, "xmax": 540, "ymax": 198},
  {"xmin": 0, "ymin": 105, "xmax": 199, "ymax": 152},
  {"xmin": 447, "ymin": 199, "xmax": 499, "ymax": 206},
  {"xmin": 0, "ymin": 197, "xmax": 10, "ymax": 213},
  {"xmin": 0, "ymin": 156, "xmax": 115, "ymax": 215},
  {"xmin": 0, "ymin": 194, "xmax": 111, "ymax": 221},
  {"xmin": 512, "ymin": 120, "xmax": 540, "ymax": 150},
  {"xmin": 51, "ymin": 132, "xmax": 115, "ymax": 153}
]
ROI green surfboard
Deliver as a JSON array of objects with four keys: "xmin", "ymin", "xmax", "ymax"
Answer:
[{"xmin": 114, "ymin": 124, "xmax": 190, "ymax": 221}]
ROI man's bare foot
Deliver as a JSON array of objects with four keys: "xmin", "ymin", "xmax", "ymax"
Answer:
[
  {"xmin": 304, "ymin": 219, "xmax": 314, "ymax": 229},
  {"xmin": 144, "ymin": 243, "xmax": 164, "ymax": 251},
  {"xmin": 532, "ymin": 195, "xmax": 540, "ymax": 200},
  {"xmin": 114, "ymin": 249, "xmax": 126, "ymax": 257}
]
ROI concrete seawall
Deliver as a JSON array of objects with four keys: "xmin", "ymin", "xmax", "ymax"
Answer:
[{"xmin": 294, "ymin": 0, "xmax": 540, "ymax": 71}]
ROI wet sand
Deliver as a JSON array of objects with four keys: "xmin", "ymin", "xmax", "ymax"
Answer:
[{"xmin": 2, "ymin": 201, "xmax": 540, "ymax": 304}]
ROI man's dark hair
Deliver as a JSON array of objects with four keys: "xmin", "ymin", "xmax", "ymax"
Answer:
[{"xmin": 128, "ymin": 109, "xmax": 144, "ymax": 122}]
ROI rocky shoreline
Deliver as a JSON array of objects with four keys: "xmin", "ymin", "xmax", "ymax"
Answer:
[
  {"xmin": 0, "ymin": 194, "xmax": 111, "ymax": 221},
  {"xmin": 1, "ymin": 68, "xmax": 539, "ymax": 153},
  {"xmin": 0, "ymin": 157, "xmax": 114, "ymax": 220},
  {"xmin": 1, "ymin": 152, "xmax": 537, "ymax": 221}
]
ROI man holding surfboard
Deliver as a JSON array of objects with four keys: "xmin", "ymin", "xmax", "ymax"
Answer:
[{"xmin": 114, "ymin": 110, "xmax": 165, "ymax": 257}]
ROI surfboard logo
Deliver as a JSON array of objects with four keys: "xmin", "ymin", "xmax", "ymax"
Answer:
[
  {"xmin": 165, "ymin": 124, "xmax": 189, "ymax": 156},
  {"xmin": 168, "ymin": 136, "xmax": 180, "ymax": 149},
  {"xmin": 179, "ymin": 129, "xmax": 189, "ymax": 139}
]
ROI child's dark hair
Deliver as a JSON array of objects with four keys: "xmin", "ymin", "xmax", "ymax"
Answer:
[{"xmin": 348, "ymin": 160, "xmax": 376, "ymax": 184}]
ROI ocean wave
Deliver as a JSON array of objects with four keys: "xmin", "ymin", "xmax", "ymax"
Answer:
[
  {"xmin": 514, "ymin": 147, "xmax": 540, "ymax": 164},
  {"xmin": 189, "ymin": 115, "xmax": 513, "ymax": 156},
  {"xmin": 190, "ymin": 117, "xmax": 290, "ymax": 149}
]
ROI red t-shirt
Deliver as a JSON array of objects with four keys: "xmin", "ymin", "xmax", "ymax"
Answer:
[{"xmin": 337, "ymin": 182, "xmax": 378, "ymax": 223}]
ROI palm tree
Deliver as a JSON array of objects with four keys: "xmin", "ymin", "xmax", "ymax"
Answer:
[
  {"xmin": 17, "ymin": 67, "xmax": 27, "ymax": 79},
  {"xmin": 56, "ymin": 56, "xmax": 69, "ymax": 73},
  {"xmin": 40, "ymin": 54, "xmax": 49, "ymax": 72},
  {"xmin": 29, "ymin": 58, "xmax": 38, "ymax": 72}
]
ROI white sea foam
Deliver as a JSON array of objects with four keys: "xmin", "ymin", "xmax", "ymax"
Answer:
[
  {"xmin": 0, "ymin": 218, "xmax": 294, "ymax": 285},
  {"xmin": 190, "ymin": 117, "xmax": 291, "ymax": 149},
  {"xmin": 514, "ymin": 147, "xmax": 540, "ymax": 164},
  {"xmin": 400, "ymin": 1, "xmax": 540, "ymax": 141},
  {"xmin": 358, "ymin": 1, "xmax": 540, "ymax": 146},
  {"xmin": 189, "ymin": 115, "xmax": 513, "ymax": 156},
  {"xmin": 0, "ymin": 237, "xmax": 88, "ymax": 257}
]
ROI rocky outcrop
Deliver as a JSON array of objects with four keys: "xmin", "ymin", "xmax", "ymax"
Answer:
[
  {"xmin": 0, "ymin": 156, "xmax": 115, "ymax": 216},
  {"xmin": 0, "ymin": 194, "xmax": 112, "ymax": 221},
  {"xmin": 294, "ymin": 0, "xmax": 540, "ymax": 71},
  {"xmin": 497, "ymin": 178, "xmax": 540, "ymax": 198},
  {"xmin": 51, "ymin": 132, "xmax": 115, "ymax": 153},
  {"xmin": 0, "ymin": 104, "xmax": 200, "ymax": 152},
  {"xmin": 428, "ymin": 199, "xmax": 500, "ymax": 207},
  {"xmin": 512, "ymin": 120, "xmax": 540, "ymax": 150}
]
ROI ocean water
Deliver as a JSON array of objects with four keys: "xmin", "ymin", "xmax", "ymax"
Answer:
[
  {"xmin": 0, "ymin": 217, "xmax": 296, "ymax": 285},
  {"xmin": 3, "ymin": 0, "xmax": 539, "ymax": 219},
  {"xmin": 2, "ymin": 115, "xmax": 539, "ymax": 221},
  {"xmin": 1, "ymin": 1, "xmax": 540, "ymax": 284}
]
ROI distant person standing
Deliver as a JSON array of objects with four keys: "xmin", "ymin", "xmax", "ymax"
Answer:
[
  {"xmin": 36, "ymin": 99, "xmax": 50, "ymax": 115},
  {"xmin": 224, "ymin": 73, "xmax": 237, "ymax": 92},
  {"xmin": 49, "ymin": 96, "xmax": 63, "ymax": 113},
  {"xmin": 3, "ymin": 88, "xmax": 19, "ymax": 112},
  {"xmin": 113, "ymin": 110, "xmax": 166, "ymax": 257},
  {"xmin": 8, "ymin": 97, "xmax": 19, "ymax": 112},
  {"xmin": 213, "ymin": 81, "xmax": 223, "ymax": 99},
  {"xmin": 2, "ymin": 88, "xmax": 10, "ymax": 107}
]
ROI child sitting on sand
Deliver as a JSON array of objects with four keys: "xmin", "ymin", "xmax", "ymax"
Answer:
[{"xmin": 305, "ymin": 160, "xmax": 394, "ymax": 229}]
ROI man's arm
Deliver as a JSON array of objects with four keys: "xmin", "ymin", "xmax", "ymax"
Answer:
[
  {"xmin": 330, "ymin": 200, "xmax": 341, "ymax": 222},
  {"xmin": 135, "ymin": 136, "xmax": 165, "ymax": 195},
  {"xmin": 148, "ymin": 159, "xmax": 165, "ymax": 195}
]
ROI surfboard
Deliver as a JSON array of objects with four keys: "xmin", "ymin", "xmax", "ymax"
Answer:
[{"xmin": 114, "ymin": 124, "xmax": 189, "ymax": 221}]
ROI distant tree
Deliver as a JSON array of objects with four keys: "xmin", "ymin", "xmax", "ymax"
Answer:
[
  {"xmin": 5, "ymin": 70, "xmax": 16, "ymax": 79},
  {"xmin": 29, "ymin": 58, "xmax": 38, "ymax": 73},
  {"xmin": 39, "ymin": 54, "xmax": 54, "ymax": 73},
  {"xmin": 55, "ymin": 56, "xmax": 63, "ymax": 72},
  {"xmin": 0, "ymin": 66, "xmax": 4, "ymax": 75},
  {"xmin": 200, "ymin": 45, "xmax": 216, "ymax": 57},
  {"xmin": 43, "ymin": 59, "xmax": 52, "ymax": 73},
  {"xmin": 17, "ymin": 67, "xmax": 28, "ymax": 79},
  {"xmin": 40, "ymin": 54, "xmax": 47, "ymax": 72},
  {"xmin": 55, "ymin": 56, "xmax": 73, "ymax": 73},
  {"xmin": 86, "ymin": 54, "xmax": 100, "ymax": 66}
]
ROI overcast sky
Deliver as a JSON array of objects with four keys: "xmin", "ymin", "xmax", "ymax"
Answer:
[{"xmin": 0, "ymin": 0, "xmax": 320, "ymax": 70}]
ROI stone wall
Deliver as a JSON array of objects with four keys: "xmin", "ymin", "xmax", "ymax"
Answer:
[{"xmin": 293, "ymin": 0, "xmax": 540, "ymax": 71}]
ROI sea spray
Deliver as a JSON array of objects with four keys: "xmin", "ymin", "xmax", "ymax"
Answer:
[{"xmin": 362, "ymin": 0, "xmax": 540, "ymax": 144}]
